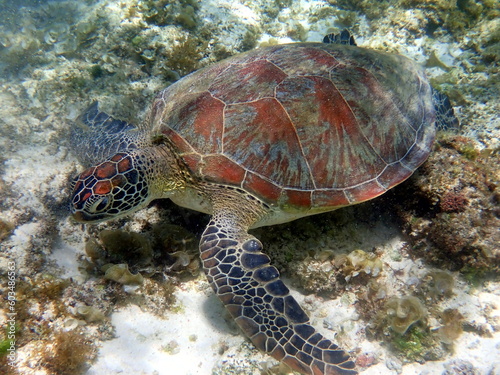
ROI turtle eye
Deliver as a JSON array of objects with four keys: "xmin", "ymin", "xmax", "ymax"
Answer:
[{"xmin": 88, "ymin": 196, "xmax": 111, "ymax": 213}]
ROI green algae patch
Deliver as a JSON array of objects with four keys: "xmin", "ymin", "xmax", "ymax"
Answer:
[{"xmin": 392, "ymin": 325, "xmax": 430, "ymax": 361}]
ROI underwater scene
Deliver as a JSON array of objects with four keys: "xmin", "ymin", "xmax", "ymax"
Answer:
[{"xmin": 0, "ymin": 0, "xmax": 499, "ymax": 374}]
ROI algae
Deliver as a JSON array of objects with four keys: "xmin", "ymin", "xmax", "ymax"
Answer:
[
  {"xmin": 385, "ymin": 296, "xmax": 427, "ymax": 335},
  {"xmin": 103, "ymin": 263, "xmax": 144, "ymax": 285}
]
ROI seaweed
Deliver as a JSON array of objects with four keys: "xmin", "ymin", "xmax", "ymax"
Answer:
[
  {"xmin": 40, "ymin": 329, "xmax": 95, "ymax": 375},
  {"xmin": 162, "ymin": 35, "xmax": 208, "ymax": 78}
]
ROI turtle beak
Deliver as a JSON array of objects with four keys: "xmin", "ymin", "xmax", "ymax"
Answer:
[
  {"xmin": 70, "ymin": 210, "xmax": 107, "ymax": 223},
  {"xmin": 71, "ymin": 211, "xmax": 86, "ymax": 223}
]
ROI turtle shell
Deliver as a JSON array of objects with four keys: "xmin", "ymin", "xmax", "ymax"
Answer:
[{"xmin": 149, "ymin": 43, "xmax": 435, "ymax": 211}]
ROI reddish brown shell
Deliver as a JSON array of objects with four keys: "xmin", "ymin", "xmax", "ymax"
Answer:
[{"xmin": 149, "ymin": 43, "xmax": 436, "ymax": 210}]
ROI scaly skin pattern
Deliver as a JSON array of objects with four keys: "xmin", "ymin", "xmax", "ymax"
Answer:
[
  {"xmin": 70, "ymin": 101, "xmax": 150, "ymax": 167},
  {"xmin": 71, "ymin": 152, "xmax": 148, "ymax": 222},
  {"xmin": 200, "ymin": 189, "xmax": 356, "ymax": 375},
  {"xmin": 71, "ymin": 144, "xmax": 186, "ymax": 222}
]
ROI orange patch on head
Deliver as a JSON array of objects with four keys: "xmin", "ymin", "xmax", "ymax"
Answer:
[
  {"xmin": 96, "ymin": 162, "xmax": 117, "ymax": 179},
  {"xmin": 117, "ymin": 157, "xmax": 132, "ymax": 173},
  {"xmin": 94, "ymin": 181, "xmax": 112, "ymax": 195},
  {"xmin": 82, "ymin": 191, "xmax": 92, "ymax": 202}
]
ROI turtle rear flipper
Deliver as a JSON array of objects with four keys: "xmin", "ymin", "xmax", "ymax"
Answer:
[
  {"xmin": 200, "ymin": 209, "xmax": 357, "ymax": 375},
  {"xmin": 432, "ymin": 88, "xmax": 460, "ymax": 130},
  {"xmin": 70, "ymin": 102, "xmax": 148, "ymax": 167},
  {"xmin": 323, "ymin": 29, "xmax": 357, "ymax": 46}
]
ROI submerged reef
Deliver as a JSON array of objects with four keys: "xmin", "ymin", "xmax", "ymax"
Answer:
[
  {"xmin": 330, "ymin": 0, "xmax": 499, "ymax": 37},
  {"xmin": 365, "ymin": 292, "xmax": 465, "ymax": 363},
  {"xmin": 83, "ymin": 223, "xmax": 200, "ymax": 280},
  {"xmin": 77, "ymin": 221, "xmax": 201, "ymax": 322},
  {"xmin": 388, "ymin": 135, "xmax": 499, "ymax": 275},
  {"xmin": 254, "ymin": 205, "xmax": 389, "ymax": 296},
  {"xmin": 425, "ymin": 270, "xmax": 455, "ymax": 299},
  {"xmin": 384, "ymin": 296, "xmax": 427, "ymax": 335},
  {"xmin": 0, "ymin": 274, "xmax": 99, "ymax": 375},
  {"xmin": 102, "ymin": 263, "xmax": 145, "ymax": 286},
  {"xmin": 135, "ymin": 0, "xmax": 200, "ymax": 30}
]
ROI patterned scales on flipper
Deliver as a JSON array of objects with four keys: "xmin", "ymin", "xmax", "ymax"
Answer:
[
  {"xmin": 201, "ymin": 211, "xmax": 356, "ymax": 375},
  {"xmin": 70, "ymin": 102, "xmax": 149, "ymax": 167}
]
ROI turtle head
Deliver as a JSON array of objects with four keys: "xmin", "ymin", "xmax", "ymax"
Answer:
[{"xmin": 70, "ymin": 152, "xmax": 152, "ymax": 223}]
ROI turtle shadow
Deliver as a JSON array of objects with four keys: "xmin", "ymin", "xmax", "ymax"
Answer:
[{"xmin": 201, "ymin": 291, "xmax": 240, "ymax": 335}]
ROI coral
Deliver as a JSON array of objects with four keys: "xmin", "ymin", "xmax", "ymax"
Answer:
[
  {"xmin": 102, "ymin": 263, "xmax": 144, "ymax": 286},
  {"xmin": 378, "ymin": 307, "xmax": 453, "ymax": 362},
  {"xmin": 398, "ymin": 0, "xmax": 498, "ymax": 36},
  {"xmin": 253, "ymin": 204, "xmax": 390, "ymax": 295},
  {"xmin": 336, "ymin": 249, "xmax": 383, "ymax": 282},
  {"xmin": 0, "ymin": 219, "xmax": 13, "ymax": 242},
  {"xmin": 0, "ymin": 324, "xmax": 19, "ymax": 357},
  {"xmin": 384, "ymin": 296, "xmax": 427, "ymax": 334},
  {"xmin": 332, "ymin": 0, "xmax": 391, "ymax": 20},
  {"xmin": 425, "ymin": 270, "xmax": 455, "ymax": 298},
  {"xmin": 137, "ymin": 0, "xmax": 200, "ymax": 30},
  {"xmin": 391, "ymin": 325, "xmax": 435, "ymax": 361},
  {"xmin": 437, "ymin": 309, "xmax": 464, "ymax": 344},
  {"xmin": 76, "ymin": 305, "xmax": 106, "ymax": 323},
  {"xmin": 354, "ymin": 279, "xmax": 388, "ymax": 328},
  {"xmin": 99, "ymin": 229, "xmax": 153, "ymax": 266},
  {"xmin": 443, "ymin": 359, "xmax": 480, "ymax": 375},
  {"xmin": 161, "ymin": 339, "xmax": 180, "ymax": 354},
  {"xmin": 389, "ymin": 135, "xmax": 499, "ymax": 274},
  {"xmin": 162, "ymin": 35, "xmax": 209, "ymax": 77},
  {"xmin": 153, "ymin": 223, "xmax": 200, "ymax": 276},
  {"xmin": 439, "ymin": 192, "xmax": 469, "ymax": 213},
  {"xmin": 88, "ymin": 64, "xmax": 107, "ymax": 79},
  {"xmin": 239, "ymin": 26, "xmax": 260, "ymax": 52},
  {"xmin": 83, "ymin": 222, "xmax": 200, "ymax": 282},
  {"xmin": 355, "ymin": 352, "xmax": 377, "ymax": 368},
  {"xmin": 360, "ymin": 288, "xmax": 461, "ymax": 362},
  {"xmin": 0, "ymin": 273, "xmax": 99, "ymax": 374}
]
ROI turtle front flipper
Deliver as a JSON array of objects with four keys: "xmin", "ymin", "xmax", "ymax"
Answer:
[
  {"xmin": 431, "ymin": 88, "xmax": 460, "ymax": 131},
  {"xmin": 70, "ymin": 102, "xmax": 149, "ymax": 167},
  {"xmin": 200, "ymin": 214, "xmax": 357, "ymax": 375}
]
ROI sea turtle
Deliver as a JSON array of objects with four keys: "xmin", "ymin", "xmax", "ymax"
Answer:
[{"xmin": 69, "ymin": 30, "xmax": 457, "ymax": 375}]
